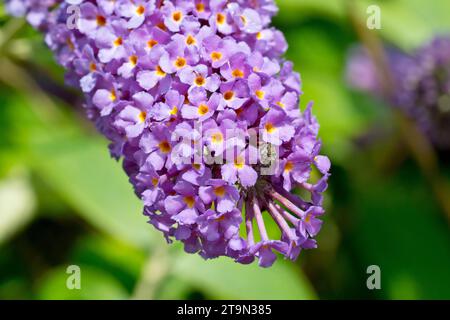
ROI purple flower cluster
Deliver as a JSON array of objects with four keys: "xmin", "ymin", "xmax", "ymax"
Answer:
[
  {"xmin": 8, "ymin": 0, "xmax": 330, "ymax": 267},
  {"xmin": 347, "ymin": 37, "xmax": 450, "ymax": 149}
]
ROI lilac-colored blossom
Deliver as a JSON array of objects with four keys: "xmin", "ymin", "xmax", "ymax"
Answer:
[{"xmin": 8, "ymin": 0, "xmax": 330, "ymax": 267}]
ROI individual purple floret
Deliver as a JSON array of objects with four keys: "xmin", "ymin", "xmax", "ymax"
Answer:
[
  {"xmin": 8, "ymin": 0, "xmax": 330, "ymax": 267},
  {"xmin": 347, "ymin": 37, "xmax": 450, "ymax": 149}
]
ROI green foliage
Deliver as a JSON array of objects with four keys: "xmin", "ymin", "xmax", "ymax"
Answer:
[
  {"xmin": 172, "ymin": 254, "xmax": 316, "ymax": 299},
  {"xmin": 351, "ymin": 165, "xmax": 450, "ymax": 299}
]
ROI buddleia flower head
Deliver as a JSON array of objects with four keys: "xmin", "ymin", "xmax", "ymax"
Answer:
[{"xmin": 8, "ymin": 0, "xmax": 331, "ymax": 267}]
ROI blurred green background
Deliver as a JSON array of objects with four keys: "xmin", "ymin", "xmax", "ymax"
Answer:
[{"xmin": 1, "ymin": 0, "xmax": 449, "ymax": 300}]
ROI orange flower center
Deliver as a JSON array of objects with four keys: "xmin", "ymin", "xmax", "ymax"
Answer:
[
  {"xmin": 136, "ymin": 5, "xmax": 145, "ymax": 15},
  {"xmin": 156, "ymin": 66, "xmax": 166, "ymax": 77},
  {"xmin": 89, "ymin": 62, "xmax": 97, "ymax": 72},
  {"xmin": 183, "ymin": 196, "xmax": 196, "ymax": 208},
  {"xmin": 210, "ymin": 51, "xmax": 222, "ymax": 62},
  {"xmin": 284, "ymin": 161, "xmax": 294, "ymax": 173},
  {"xmin": 234, "ymin": 157, "xmax": 245, "ymax": 169},
  {"xmin": 198, "ymin": 104, "xmax": 209, "ymax": 116},
  {"xmin": 129, "ymin": 55, "xmax": 138, "ymax": 66},
  {"xmin": 96, "ymin": 15, "xmax": 106, "ymax": 26},
  {"xmin": 264, "ymin": 122, "xmax": 276, "ymax": 134},
  {"xmin": 174, "ymin": 57, "xmax": 187, "ymax": 69},
  {"xmin": 216, "ymin": 13, "xmax": 225, "ymax": 25},
  {"xmin": 213, "ymin": 186, "xmax": 226, "ymax": 197},
  {"xmin": 224, "ymin": 91, "xmax": 235, "ymax": 101},
  {"xmin": 195, "ymin": 76, "xmax": 206, "ymax": 86},
  {"xmin": 147, "ymin": 39, "xmax": 158, "ymax": 48},
  {"xmin": 170, "ymin": 106, "xmax": 178, "ymax": 115},
  {"xmin": 232, "ymin": 69, "xmax": 244, "ymax": 78},
  {"xmin": 196, "ymin": 3, "xmax": 205, "ymax": 13},
  {"xmin": 159, "ymin": 141, "xmax": 172, "ymax": 154},
  {"xmin": 110, "ymin": 89, "xmax": 117, "ymax": 102},
  {"xmin": 211, "ymin": 132, "xmax": 223, "ymax": 144},
  {"xmin": 172, "ymin": 11, "xmax": 183, "ymax": 22},
  {"xmin": 186, "ymin": 35, "xmax": 196, "ymax": 46},
  {"xmin": 113, "ymin": 37, "xmax": 123, "ymax": 47},
  {"xmin": 138, "ymin": 111, "xmax": 146, "ymax": 123}
]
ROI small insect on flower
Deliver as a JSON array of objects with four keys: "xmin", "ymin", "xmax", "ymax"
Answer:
[{"xmin": 8, "ymin": 0, "xmax": 330, "ymax": 267}]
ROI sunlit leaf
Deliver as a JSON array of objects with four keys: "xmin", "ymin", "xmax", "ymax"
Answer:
[
  {"xmin": 0, "ymin": 168, "xmax": 36, "ymax": 244},
  {"xmin": 27, "ymin": 130, "xmax": 154, "ymax": 249},
  {"xmin": 37, "ymin": 265, "xmax": 128, "ymax": 300}
]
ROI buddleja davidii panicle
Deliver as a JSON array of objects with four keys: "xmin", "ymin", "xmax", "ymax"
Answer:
[{"xmin": 7, "ymin": 0, "xmax": 330, "ymax": 267}]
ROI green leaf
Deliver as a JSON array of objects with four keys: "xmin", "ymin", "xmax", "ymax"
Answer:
[
  {"xmin": 276, "ymin": 0, "xmax": 345, "ymax": 23},
  {"xmin": 37, "ymin": 265, "xmax": 128, "ymax": 300},
  {"xmin": 27, "ymin": 130, "xmax": 155, "ymax": 249},
  {"xmin": 351, "ymin": 166, "xmax": 450, "ymax": 299},
  {"xmin": 357, "ymin": 0, "xmax": 450, "ymax": 50},
  {"xmin": 172, "ymin": 254, "xmax": 316, "ymax": 300},
  {"xmin": 0, "ymin": 168, "xmax": 36, "ymax": 244}
]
